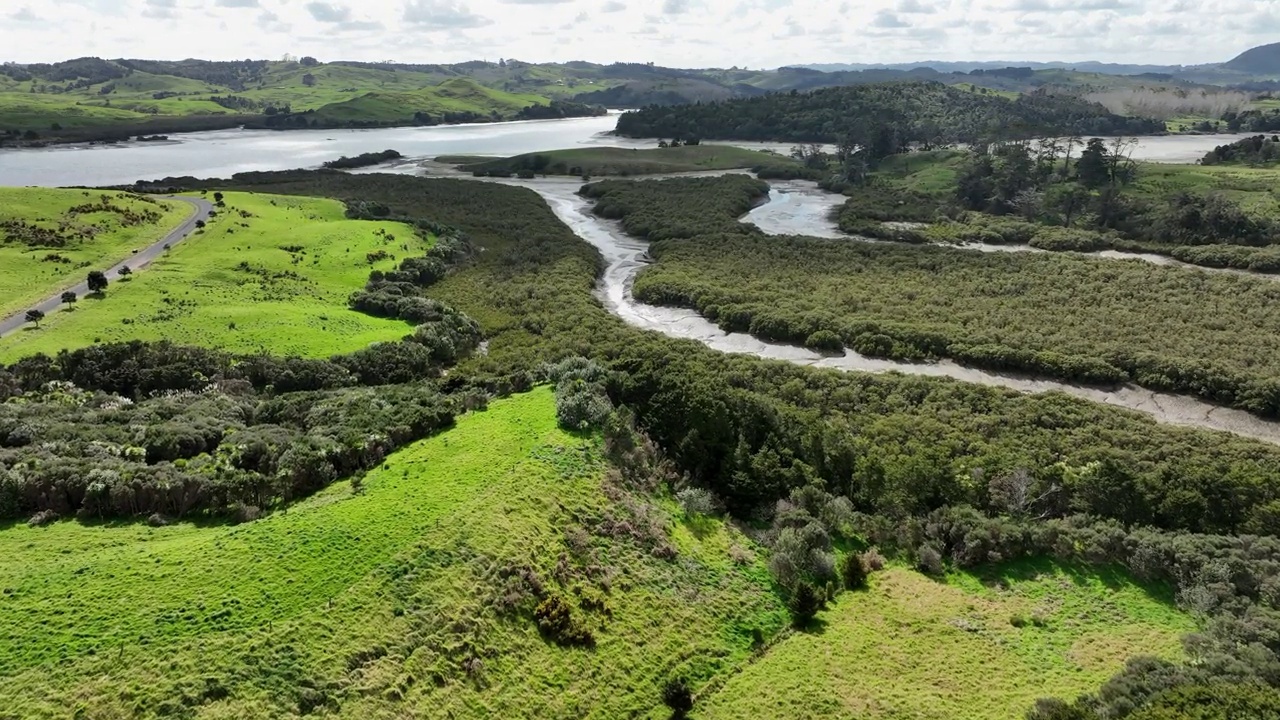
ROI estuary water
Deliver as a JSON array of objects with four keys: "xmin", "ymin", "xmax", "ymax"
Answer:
[{"xmin": 0, "ymin": 112, "xmax": 1251, "ymax": 188}]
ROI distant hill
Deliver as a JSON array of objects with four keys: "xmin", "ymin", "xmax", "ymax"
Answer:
[
  {"xmin": 800, "ymin": 61, "xmax": 1191, "ymax": 75},
  {"xmin": 1224, "ymin": 42, "xmax": 1280, "ymax": 75},
  {"xmin": 615, "ymin": 81, "xmax": 1163, "ymax": 144},
  {"xmin": 800, "ymin": 43, "xmax": 1280, "ymax": 83}
]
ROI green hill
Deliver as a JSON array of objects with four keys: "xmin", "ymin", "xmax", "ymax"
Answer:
[
  {"xmin": 310, "ymin": 79, "xmax": 547, "ymax": 126},
  {"xmin": 0, "ymin": 387, "xmax": 786, "ymax": 718}
]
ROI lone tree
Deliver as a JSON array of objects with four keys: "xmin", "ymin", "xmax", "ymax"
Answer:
[
  {"xmin": 301, "ymin": 73, "xmax": 316, "ymax": 87},
  {"xmin": 60, "ymin": 291, "xmax": 77, "ymax": 306},
  {"xmin": 24, "ymin": 309, "xmax": 44, "ymax": 328},
  {"xmin": 87, "ymin": 270, "xmax": 109, "ymax": 294},
  {"xmin": 118, "ymin": 265, "xmax": 132, "ymax": 279}
]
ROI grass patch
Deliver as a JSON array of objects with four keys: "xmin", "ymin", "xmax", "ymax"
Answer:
[
  {"xmin": 441, "ymin": 145, "xmax": 800, "ymax": 177},
  {"xmin": 0, "ymin": 191, "xmax": 424, "ymax": 360},
  {"xmin": 0, "ymin": 188, "xmax": 191, "ymax": 319},
  {"xmin": 0, "ymin": 387, "xmax": 784, "ymax": 718},
  {"xmin": 699, "ymin": 560, "xmax": 1193, "ymax": 720}
]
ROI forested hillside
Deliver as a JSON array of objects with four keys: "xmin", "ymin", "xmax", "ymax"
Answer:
[{"xmin": 614, "ymin": 82, "xmax": 1164, "ymax": 143}]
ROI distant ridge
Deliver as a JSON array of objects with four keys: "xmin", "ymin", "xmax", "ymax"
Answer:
[{"xmin": 1224, "ymin": 42, "xmax": 1280, "ymax": 75}]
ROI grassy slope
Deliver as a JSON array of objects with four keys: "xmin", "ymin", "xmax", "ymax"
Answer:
[
  {"xmin": 442, "ymin": 145, "xmax": 799, "ymax": 176},
  {"xmin": 0, "ymin": 94, "xmax": 150, "ymax": 129},
  {"xmin": 701, "ymin": 562, "xmax": 1193, "ymax": 720},
  {"xmin": 0, "ymin": 387, "xmax": 785, "ymax": 718},
  {"xmin": 312, "ymin": 79, "xmax": 546, "ymax": 124},
  {"xmin": 0, "ymin": 192, "xmax": 420, "ymax": 360},
  {"xmin": 0, "ymin": 188, "xmax": 190, "ymax": 319}
]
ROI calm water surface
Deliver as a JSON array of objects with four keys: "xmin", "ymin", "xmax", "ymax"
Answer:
[{"xmin": 0, "ymin": 116, "xmax": 1251, "ymax": 188}]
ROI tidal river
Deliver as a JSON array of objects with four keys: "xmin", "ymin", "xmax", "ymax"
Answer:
[{"xmin": 443, "ymin": 171, "xmax": 1280, "ymax": 446}]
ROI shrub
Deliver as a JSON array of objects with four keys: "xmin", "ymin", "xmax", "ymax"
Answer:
[
  {"xmin": 804, "ymin": 329, "xmax": 844, "ymax": 353},
  {"xmin": 146, "ymin": 513, "xmax": 171, "ymax": 527},
  {"xmin": 231, "ymin": 503, "xmax": 261, "ymax": 524},
  {"xmin": 861, "ymin": 548, "xmax": 887, "ymax": 572},
  {"xmin": 788, "ymin": 581, "xmax": 824, "ymax": 628},
  {"xmin": 554, "ymin": 381, "xmax": 612, "ymax": 431},
  {"xmin": 27, "ymin": 509, "xmax": 58, "ymax": 527},
  {"xmin": 676, "ymin": 487, "xmax": 717, "ymax": 517},
  {"xmin": 917, "ymin": 545, "xmax": 944, "ymax": 576},
  {"xmin": 840, "ymin": 552, "xmax": 868, "ymax": 590},
  {"xmin": 533, "ymin": 594, "xmax": 594, "ymax": 647},
  {"xmin": 661, "ymin": 677, "xmax": 694, "ymax": 719}
]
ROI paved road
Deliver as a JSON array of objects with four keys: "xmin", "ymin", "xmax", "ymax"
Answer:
[{"xmin": 0, "ymin": 195, "xmax": 214, "ymax": 338}]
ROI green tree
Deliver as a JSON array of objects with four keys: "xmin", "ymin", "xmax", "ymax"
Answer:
[
  {"xmin": 118, "ymin": 266, "xmax": 132, "ymax": 279},
  {"xmin": 788, "ymin": 581, "xmax": 824, "ymax": 628},
  {"xmin": 1076, "ymin": 138, "xmax": 1110, "ymax": 188},
  {"xmin": 60, "ymin": 291, "xmax": 77, "ymax": 306},
  {"xmin": 86, "ymin": 270, "xmax": 109, "ymax": 294},
  {"xmin": 840, "ymin": 552, "xmax": 867, "ymax": 590},
  {"xmin": 1045, "ymin": 184, "xmax": 1092, "ymax": 227},
  {"xmin": 24, "ymin": 309, "xmax": 44, "ymax": 327}
]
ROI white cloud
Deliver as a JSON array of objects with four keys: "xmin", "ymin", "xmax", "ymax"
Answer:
[
  {"xmin": 306, "ymin": 2, "xmax": 351, "ymax": 22},
  {"xmin": 403, "ymin": 0, "xmax": 491, "ymax": 28},
  {"xmin": 0, "ymin": 0, "xmax": 1268, "ymax": 67}
]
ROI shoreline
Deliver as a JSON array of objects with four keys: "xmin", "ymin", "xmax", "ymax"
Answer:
[{"xmin": 0, "ymin": 110, "xmax": 615, "ymax": 151}]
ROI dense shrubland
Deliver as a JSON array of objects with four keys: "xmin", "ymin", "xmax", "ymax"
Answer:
[
  {"xmin": 581, "ymin": 174, "xmax": 769, "ymax": 240},
  {"xmin": 0, "ymin": 356, "xmax": 475, "ymax": 521},
  {"xmin": 584, "ymin": 174, "xmax": 1280, "ymax": 417},
  {"xmin": 615, "ymin": 81, "xmax": 1161, "ymax": 144},
  {"xmin": 76, "ymin": 169, "xmax": 1280, "ymax": 716}
]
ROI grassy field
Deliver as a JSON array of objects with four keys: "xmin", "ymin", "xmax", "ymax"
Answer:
[
  {"xmin": 0, "ymin": 387, "xmax": 786, "ymax": 718},
  {"xmin": 311, "ymin": 79, "xmax": 547, "ymax": 125},
  {"xmin": 0, "ymin": 191, "xmax": 422, "ymax": 360},
  {"xmin": 0, "ymin": 94, "xmax": 154, "ymax": 130},
  {"xmin": 440, "ymin": 145, "xmax": 799, "ymax": 177},
  {"xmin": 700, "ymin": 562, "xmax": 1193, "ymax": 720},
  {"xmin": 0, "ymin": 188, "xmax": 191, "ymax": 319}
]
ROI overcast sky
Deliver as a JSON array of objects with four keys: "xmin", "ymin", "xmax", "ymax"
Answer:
[{"xmin": 1, "ymin": 0, "xmax": 1276, "ymax": 67}]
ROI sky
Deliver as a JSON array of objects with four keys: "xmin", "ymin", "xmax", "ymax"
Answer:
[{"xmin": 1, "ymin": 0, "xmax": 1277, "ymax": 68}]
